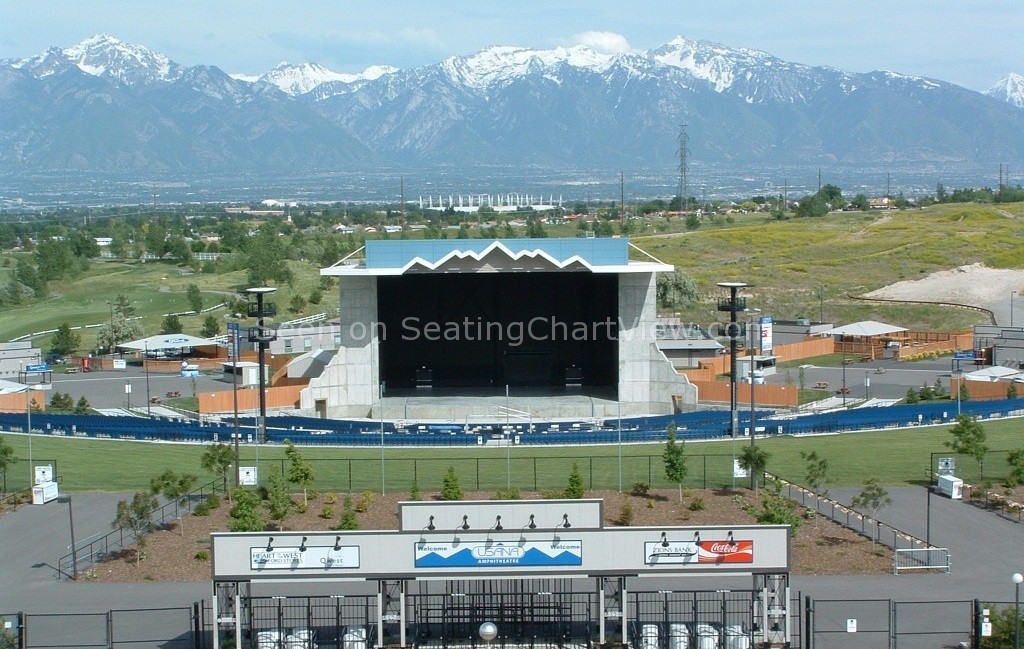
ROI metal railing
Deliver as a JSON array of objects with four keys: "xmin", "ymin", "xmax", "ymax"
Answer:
[
  {"xmin": 769, "ymin": 475, "xmax": 946, "ymax": 571},
  {"xmin": 56, "ymin": 475, "xmax": 226, "ymax": 579}
]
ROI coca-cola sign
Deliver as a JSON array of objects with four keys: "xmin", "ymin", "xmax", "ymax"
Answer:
[{"xmin": 698, "ymin": 540, "xmax": 753, "ymax": 564}]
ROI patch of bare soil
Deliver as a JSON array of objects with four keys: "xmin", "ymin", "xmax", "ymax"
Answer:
[{"xmin": 86, "ymin": 488, "xmax": 892, "ymax": 582}]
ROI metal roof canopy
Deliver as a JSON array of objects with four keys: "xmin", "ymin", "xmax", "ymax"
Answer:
[
  {"xmin": 825, "ymin": 320, "xmax": 908, "ymax": 337},
  {"xmin": 117, "ymin": 333, "xmax": 220, "ymax": 351}
]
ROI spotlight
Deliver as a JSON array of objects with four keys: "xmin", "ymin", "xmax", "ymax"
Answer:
[
  {"xmin": 727, "ymin": 531, "xmax": 735, "ymax": 546},
  {"xmin": 299, "ymin": 536, "xmax": 308, "ymax": 552},
  {"xmin": 528, "ymin": 514, "xmax": 537, "ymax": 530},
  {"xmin": 494, "ymin": 515, "xmax": 503, "ymax": 531},
  {"xmin": 693, "ymin": 531, "xmax": 701, "ymax": 545},
  {"xmin": 660, "ymin": 532, "xmax": 669, "ymax": 548},
  {"xmin": 266, "ymin": 537, "xmax": 274, "ymax": 552},
  {"xmin": 427, "ymin": 515, "xmax": 435, "ymax": 531},
  {"xmin": 333, "ymin": 535, "xmax": 342, "ymax": 551},
  {"xmin": 561, "ymin": 513, "xmax": 571, "ymax": 529},
  {"xmin": 461, "ymin": 514, "xmax": 470, "ymax": 531}
]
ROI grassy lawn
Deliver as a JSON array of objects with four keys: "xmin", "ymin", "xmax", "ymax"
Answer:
[{"xmin": 2, "ymin": 416, "xmax": 1020, "ymax": 494}]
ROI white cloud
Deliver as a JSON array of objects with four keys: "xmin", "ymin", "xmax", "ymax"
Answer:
[{"xmin": 573, "ymin": 31, "xmax": 631, "ymax": 54}]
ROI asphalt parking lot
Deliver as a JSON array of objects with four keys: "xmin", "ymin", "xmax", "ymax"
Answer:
[
  {"xmin": 39, "ymin": 361, "xmax": 233, "ymax": 412},
  {"xmin": 763, "ymin": 355, "xmax": 972, "ymax": 402}
]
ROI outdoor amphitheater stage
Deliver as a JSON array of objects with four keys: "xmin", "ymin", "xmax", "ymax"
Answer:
[
  {"xmin": 370, "ymin": 386, "xmax": 620, "ymax": 422},
  {"xmin": 307, "ymin": 239, "xmax": 696, "ymax": 418}
]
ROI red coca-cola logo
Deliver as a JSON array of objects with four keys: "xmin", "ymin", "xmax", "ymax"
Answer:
[{"xmin": 698, "ymin": 540, "xmax": 753, "ymax": 563}]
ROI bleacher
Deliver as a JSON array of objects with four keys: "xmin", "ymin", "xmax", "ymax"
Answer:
[{"xmin": 2, "ymin": 399, "xmax": 1022, "ymax": 447}]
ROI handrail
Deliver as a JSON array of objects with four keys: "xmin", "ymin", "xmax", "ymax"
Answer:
[{"xmin": 55, "ymin": 475, "xmax": 226, "ymax": 579}]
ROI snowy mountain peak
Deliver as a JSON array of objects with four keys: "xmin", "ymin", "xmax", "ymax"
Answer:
[
  {"xmin": 57, "ymin": 33, "xmax": 181, "ymax": 85},
  {"xmin": 986, "ymin": 72, "xmax": 1024, "ymax": 108},
  {"xmin": 253, "ymin": 61, "xmax": 399, "ymax": 95},
  {"xmin": 650, "ymin": 36, "xmax": 787, "ymax": 93},
  {"xmin": 443, "ymin": 44, "xmax": 614, "ymax": 88}
]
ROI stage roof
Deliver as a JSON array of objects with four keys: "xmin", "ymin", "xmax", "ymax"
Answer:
[{"xmin": 322, "ymin": 238, "xmax": 672, "ymax": 276}]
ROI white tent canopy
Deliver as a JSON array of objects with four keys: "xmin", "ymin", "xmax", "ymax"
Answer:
[
  {"xmin": 825, "ymin": 320, "xmax": 908, "ymax": 337},
  {"xmin": 117, "ymin": 333, "xmax": 220, "ymax": 351},
  {"xmin": 965, "ymin": 366, "xmax": 1019, "ymax": 382}
]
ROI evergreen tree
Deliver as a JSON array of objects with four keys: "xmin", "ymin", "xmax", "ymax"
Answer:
[
  {"xmin": 50, "ymin": 322, "xmax": 81, "ymax": 357},
  {"xmin": 441, "ymin": 466, "xmax": 463, "ymax": 501},
  {"xmin": 564, "ymin": 462, "xmax": 585, "ymax": 499},
  {"xmin": 200, "ymin": 314, "xmax": 221, "ymax": 338},
  {"xmin": 160, "ymin": 314, "xmax": 184, "ymax": 334}
]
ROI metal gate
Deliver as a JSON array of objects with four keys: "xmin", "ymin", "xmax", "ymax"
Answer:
[
  {"xmin": 21, "ymin": 612, "xmax": 109, "ymax": 649},
  {"xmin": 892, "ymin": 600, "xmax": 973, "ymax": 649},
  {"xmin": 407, "ymin": 579, "xmax": 595, "ymax": 648},
  {"xmin": 243, "ymin": 595, "xmax": 377, "ymax": 649},
  {"xmin": 808, "ymin": 598, "xmax": 976, "ymax": 649},
  {"xmin": 629, "ymin": 590, "xmax": 804, "ymax": 649},
  {"xmin": 110, "ymin": 606, "xmax": 198, "ymax": 648}
]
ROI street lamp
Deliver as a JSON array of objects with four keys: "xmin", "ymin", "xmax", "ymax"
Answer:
[
  {"xmin": 1013, "ymin": 572, "xmax": 1023, "ymax": 649},
  {"xmin": 56, "ymin": 495, "xmax": 78, "ymax": 580}
]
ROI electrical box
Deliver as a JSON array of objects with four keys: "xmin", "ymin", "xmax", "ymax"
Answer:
[
  {"xmin": 937, "ymin": 474, "xmax": 963, "ymax": 500},
  {"xmin": 32, "ymin": 481, "xmax": 58, "ymax": 505}
]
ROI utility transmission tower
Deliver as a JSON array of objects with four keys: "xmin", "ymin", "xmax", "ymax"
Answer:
[{"xmin": 677, "ymin": 124, "xmax": 690, "ymax": 212}]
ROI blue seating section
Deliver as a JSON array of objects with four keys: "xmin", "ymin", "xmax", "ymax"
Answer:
[{"xmin": 1, "ymin": 399, "xmax": 1020, "ymax": 447}]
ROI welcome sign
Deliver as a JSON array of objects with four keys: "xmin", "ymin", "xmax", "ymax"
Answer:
[{"xmin": 414, "ymin": 540, "xmax": 583, "ymax": 568}]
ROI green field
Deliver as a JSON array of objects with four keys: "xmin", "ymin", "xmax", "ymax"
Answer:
[
  {"xmin": 2, "ymin": 417, "xmax": 1020, "ymax": 495},
  {"xmin": 0, "ymin": 258, "xmax": 338, "ymax": 351}
]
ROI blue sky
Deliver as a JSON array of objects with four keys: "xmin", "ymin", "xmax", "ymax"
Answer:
[{"xmin": 2, "ymin": 0, "xmax": 1021, "ymax": 91}]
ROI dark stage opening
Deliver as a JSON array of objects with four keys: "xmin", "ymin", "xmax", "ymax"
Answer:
[{"xmin": 377, "ymin": 273, "xmax": 618, "ymax": 391}]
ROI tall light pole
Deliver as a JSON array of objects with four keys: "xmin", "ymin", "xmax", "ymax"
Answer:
[
  {"xmin": 718, "ymin": 281, "xmax": 747, "ymax": 488},
  {"xmin": 246, "ymin": 287, "xmax": 277, "ymax": 444},
  {"xmin": 57, "ymin": 495, "xmax": 78, "ymax": 580},
  {"xmin": 1013, "ymin": 572, "xmax": 1022, "ymax": 649},
  {"xmin": 379, "ymin": 381, "xmax": 385, "ymax": 495},
  {"xmin": 1013, "ymin": 291, "xmax": 1017, "ymax": 328},
  {"xmin": 228, "ymin": 321, "xmax": 241, "ymax": 488}
]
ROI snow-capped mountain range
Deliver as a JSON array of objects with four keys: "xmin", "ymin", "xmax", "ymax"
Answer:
[{"xmin": 1, "ymin": 34, "xmax": 1023, "ymax": 176}]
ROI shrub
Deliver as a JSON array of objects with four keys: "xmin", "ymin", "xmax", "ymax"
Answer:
[
  {"xmin": 337, "ymin": 495, "xmax": 359, "ymax": 530},
  {"xmin": 616, "ymin": 498, "xmax": 635, "ymax": 526},
  {"xmin": 194, "ymin": 550, "xmax": 210, "ymax": 562},
  {"xmin": 355, "ymin": 490, "xmax": 374, "ymax": 513},
  {"xmin": 409, "ymin": 480, "xmax": 421, "ymax": 501},
  {"xmin": 688, "ymin": 496, "xmax": 706, "ymax": 512},
  {"xmin": 320, "ymin": 507, "xmax": 335, "ymax": 520},
  {"xmin": 630, "ymin": 482, "xmax": 650, "ymax": 497},
  {"xmin": 495, "ymin": 486, "xmax": 522, "ymax": 500},
  {"xmin": 324, "ymin": 493, "xmax": 338, "ymax": 505}
]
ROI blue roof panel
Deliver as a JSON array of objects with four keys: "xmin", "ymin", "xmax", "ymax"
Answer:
[{"xmin": 365, "ymin": 238, "xmax": 629, "ymax": 269}]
